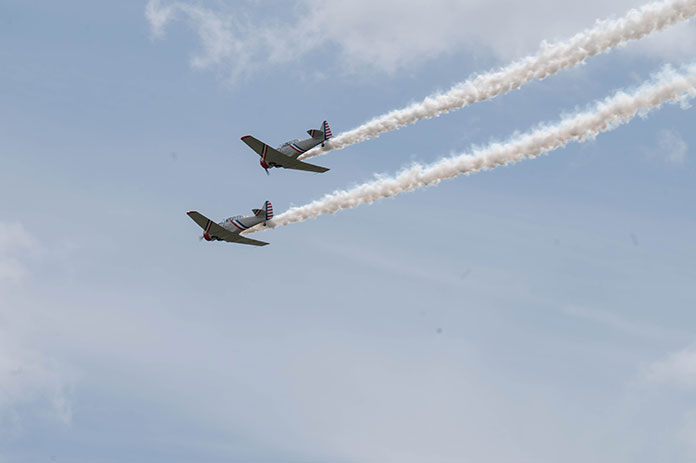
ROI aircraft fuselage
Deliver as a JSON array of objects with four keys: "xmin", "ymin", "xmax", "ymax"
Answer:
[
  {"xmin": 261, "ymin": 137, "xmax": 322, "ymax": 170},
  {"xmin": 204, "ymin": 215, "xmax": 264, "ymax": 241}
]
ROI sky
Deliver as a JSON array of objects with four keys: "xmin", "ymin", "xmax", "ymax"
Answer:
[{"xmin": 2, "ymin": 0, "xmax": 696, "ymax": 462}]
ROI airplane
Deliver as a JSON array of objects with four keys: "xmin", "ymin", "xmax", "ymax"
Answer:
[
  {"xmin": 241, "ymin": 120, "xmax": 332, "ymax": 174},
  {"xmin": 186, "ymin": 201, "xmax": 273, "ymax": 247}
]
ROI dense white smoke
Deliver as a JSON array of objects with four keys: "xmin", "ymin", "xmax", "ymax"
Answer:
[
  {"xmin": 252, "ymin": 64, "xmax": 695, "ymax": 230},
  {"xmin": 300, "ymin": 0, "xmax": 696, "ymax": 160}
]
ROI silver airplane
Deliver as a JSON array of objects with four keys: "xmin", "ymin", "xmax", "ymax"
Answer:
[
  {"xmin": 241, "ymin": 121, "xmax": 332, "ymax": 174},
  {"xmin": 187, "ymin": 201, "xmax": 273, "ymax": 247}
]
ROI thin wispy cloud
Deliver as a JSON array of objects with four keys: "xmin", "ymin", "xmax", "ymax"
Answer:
[
  {"xmin": 145, "ymin": 0, "xmax": 318, "ymax": 81},
  {"xmin": 657, "ymin": 128, "xmax": 689, "ymax": 164},
  {"xmin": 645, "ymin": 347, "xmax": 696, "ymax": 387},
  {"xmin": 0, "ymin": 336, "xmax": 73, "ymax": 428},
  {"xmin": 562, "ymin": 305, "xmax": 683, "ymax": 341},
  {"xmin": 0, "ymin": 222, "xmax": 39, "ymax": 284}
]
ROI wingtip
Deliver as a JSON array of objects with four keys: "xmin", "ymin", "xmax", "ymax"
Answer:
[
  {"xmin": 187, "ymin": 211, "xmax": 197, "ymax": 215},
  {"xmin": 241, "ymin": 135, "xmax": 251, "ymax": 140}
]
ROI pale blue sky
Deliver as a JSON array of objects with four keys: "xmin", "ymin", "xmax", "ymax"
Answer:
[{"xmin": 2, "ymin": 1, "xmax": 696, "ymax": 462}]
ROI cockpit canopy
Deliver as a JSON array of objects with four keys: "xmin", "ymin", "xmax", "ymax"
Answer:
[{"xmin": 278, "ymin": 139, "xmax": 301, "ymax": 149}]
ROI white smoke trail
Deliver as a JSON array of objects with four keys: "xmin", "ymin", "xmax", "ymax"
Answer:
[
  {"xmin": 251, "ymin": 64, "xmax": 696, "ymax": 231},
  {"xmin": 300, "ymin": 0, "xmax": 696, "ymax": 160}
]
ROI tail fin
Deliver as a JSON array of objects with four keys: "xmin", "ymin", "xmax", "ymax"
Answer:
[
  {"xmin": 322, "ymin": 120, "xmax": 332, "ymax": 141},
  {"xmin": 307, "ymin": 121, "xmax": 332, "ymax": 141},
  {"xmin": 253, "ymin": 201, "xmax": 273, "ymax": 220}
]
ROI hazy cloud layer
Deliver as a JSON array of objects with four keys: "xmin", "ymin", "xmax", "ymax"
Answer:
[{"xmin": 4, "ymin": 1, "xmax": 696, "ymax": 460}]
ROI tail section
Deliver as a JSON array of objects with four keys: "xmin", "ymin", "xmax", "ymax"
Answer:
[
  {"xmin": 322, "ymin": 120, "xmax": 332, "ymax": 141},
  {"xmin": 307, "ymin": 121, "xmax": 332, "ymax": 141},
  {"xmin": 254, "ymin": 201, "xmax": 273, "ymax": 221}
]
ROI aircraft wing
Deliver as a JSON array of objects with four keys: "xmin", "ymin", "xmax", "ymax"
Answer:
[
  {"xmin": 241, "ymin": 135, "xmax": 329, "ymax": 173},
  {"xmin": 187, "ymin": 211, "xmax": 269, "ymax": 246},
  {"xmin": 232, "ymin": 235, "xmax": 270, "ymax": 246},
  {"xmin": 279, "ymin": 156, "xmax": 330, "ymax": 173}
]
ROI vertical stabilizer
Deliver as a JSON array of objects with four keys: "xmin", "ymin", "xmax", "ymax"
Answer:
[{"xmin": 322, "ymin": 120, "xmax": 332, "ymax": 141}]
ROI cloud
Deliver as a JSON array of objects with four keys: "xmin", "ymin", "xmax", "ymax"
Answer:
[
  {"xmin": 645, "ymin": 347, "xmax": 696, "ymax": 387},
  {"xmin": 0, "ymin": 222, "xmax": 39, "ymax": 284},
  {"xmin": 145, "ymin": 0, "xmax": 696, "ymax": 80},
  {"xmin": 562, "ymin": 305, "xmax": 679, "ymax": 340},
  {"xmin": 0, "ymin": 222, "xmax": 71, "ymax": 434},
  {"xmin": 144, "ymin": 0, "xmax": 174, "ymax": 36},
  {"xmin": 680, "ymin": 411, "xmax": 696, "ymax": 458},
  {"xmin": 145, "ymin": 0, "xmax": 318, "ymax": 81},
  {"xmin": 657, "ymin": 128, "xmax": 688, "ymax": 165},
  {"xmin": 0, "ymin": 335, "xmax": 73, "ymax": 428}
]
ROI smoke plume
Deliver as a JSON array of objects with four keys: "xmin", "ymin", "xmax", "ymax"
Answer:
[
  {"xmin": 300, "ymin": 0, "xmax": 696, "ymax": 160},
  {"xmin": 253, "ymin": 64, "xmax": 696, "ymax": 230}
]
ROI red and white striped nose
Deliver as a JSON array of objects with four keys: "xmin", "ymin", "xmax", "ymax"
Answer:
[
  {"xmin": 260, "ymin": 159, "xmax": 270, "ymax": 174},
  {"xmin": 203, "ymin": 232, "xmax": 212, "ymax": 241}
]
